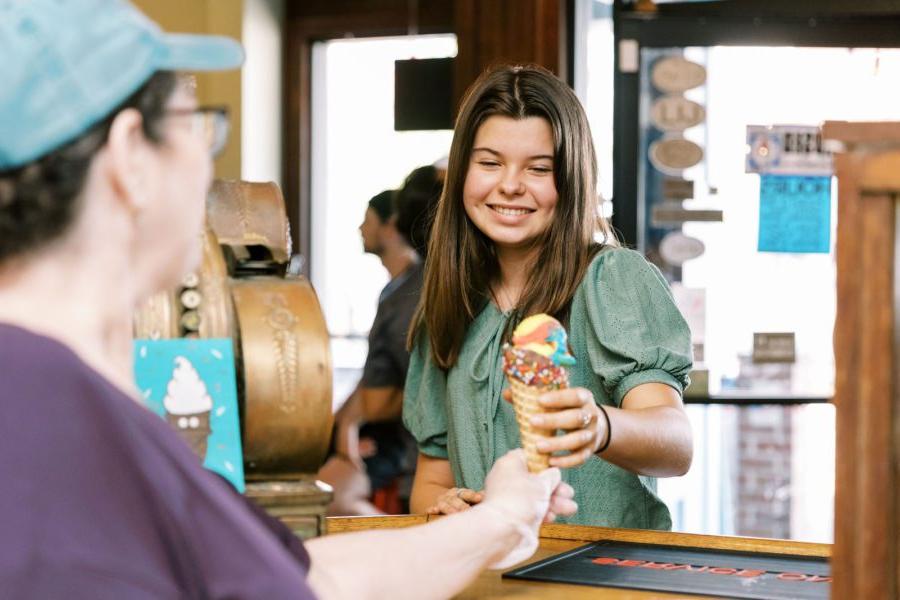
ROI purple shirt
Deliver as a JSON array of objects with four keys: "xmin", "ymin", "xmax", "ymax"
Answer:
[{"xmin": 0, "ymin": 324, "xmax": 317, "ymax": 599}]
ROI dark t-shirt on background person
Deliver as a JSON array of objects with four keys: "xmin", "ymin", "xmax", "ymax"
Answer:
[
  {"xmin": 358, "ymin": 261, "xmax": 422, "ymax": 492},
  {"xmin": 0, "ymin": 323, "xmax": 316, "ymax": 599}
]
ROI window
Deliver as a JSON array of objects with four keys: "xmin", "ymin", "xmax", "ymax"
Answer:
[
  {"xmin": 577, "ymin": 2, "xmax": 900, "ymax": 541},
  {"xmin": 310, "ymin": 35, "xmax": 456, "ymax": 408}
]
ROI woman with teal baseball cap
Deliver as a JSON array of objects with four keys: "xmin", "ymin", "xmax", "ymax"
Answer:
[{"xmin": 0, "ymin": 1, "xmax": 576, "ymax": 598}]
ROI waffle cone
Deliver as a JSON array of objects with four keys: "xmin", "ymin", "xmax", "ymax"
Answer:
[{"xmin": 508, "ymin": 377, "xmax": 565, "ymax": 473}]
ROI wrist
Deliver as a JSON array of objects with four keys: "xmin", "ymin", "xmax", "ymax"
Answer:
[
  {"xmin": 595, "ymin": 404, "xmax": 612, "ymax": 454},
  {"xmin": 474, "ymin": 501, "xmax": 541, "ymax": 570},
  {"xmin": 471, "ymin": 502, "xmax": 527, "ymax": 559}
]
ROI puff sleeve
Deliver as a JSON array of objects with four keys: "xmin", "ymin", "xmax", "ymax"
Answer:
[
  {"xmin": 582, "ymin": 248, "xmax": 693, "ymax": 407},
  {"xmin": 402, "ymin": 332, "xmax": 450, "ymax": 458}
]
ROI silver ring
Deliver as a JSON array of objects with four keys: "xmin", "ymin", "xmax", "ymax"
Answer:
[
  {"xmin": 456, "ymin": 488, "xmax": 465, "ymax": 498},
  {"xmin": 580, "ymin": 411, "xmax": 591, "ymax": 429}
]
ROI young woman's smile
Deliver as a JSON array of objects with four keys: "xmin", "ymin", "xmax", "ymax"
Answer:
[
  {"xmin": 486, "ymin": 203, "xmax": 535, "ymax": 220},
  {"xmin": 463, "ymin": 115, "xmax": 558, "ymax": 251}
]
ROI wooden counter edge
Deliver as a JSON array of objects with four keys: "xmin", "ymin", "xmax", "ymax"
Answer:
[
  {"xmin": 325, "ymin": 515, "xmax": 830, "ymax": 558},
  {"xmin": 325, "ymin": 514, "xmax": 430, "ymax": 533}
]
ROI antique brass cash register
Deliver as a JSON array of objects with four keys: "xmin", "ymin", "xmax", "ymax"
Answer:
[{"xmin": 134, "ymin": 179, "xmax": 334, "ymax": 538}]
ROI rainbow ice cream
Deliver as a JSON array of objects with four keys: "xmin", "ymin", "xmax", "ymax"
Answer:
[{"xmin": 502, "ymin": 314, "xmax": 576, "ymax": 472}]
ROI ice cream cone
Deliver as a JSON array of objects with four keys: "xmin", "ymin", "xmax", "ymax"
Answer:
[
  {"xmin": 502, "ymin": 313, "xmax": 577, "ymax": 473},
  {"xmin": 508, "ymin": 378, "xmax": 557, "ymax": 473}
]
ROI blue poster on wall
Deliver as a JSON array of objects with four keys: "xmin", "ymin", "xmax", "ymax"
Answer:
[
  {"xmin": 134, "ymin": 338, "xmax": 245, "ymax": 492},
  {"xmin": 758, "ymin": 175, "xmax": 831, "ymax": 254}
]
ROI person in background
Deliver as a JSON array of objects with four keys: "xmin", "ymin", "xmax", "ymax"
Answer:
[
  {"xmin": 321, "ymin": 162, "xmax": 447, "ymax": 515},
  {"xmin": 319, "ymin": 189, "xmax": 421, "ymax": 515},
  {"xmin": 404, "ymin": 64, "xmax": 694, "ymax": 528},
  {"xmin": 394, "ymin": 164, "xmax": 445, "ymax": 259},
  {"xmin": 0, "ymin": 3, "xmax": 577, "ymax": 598}
]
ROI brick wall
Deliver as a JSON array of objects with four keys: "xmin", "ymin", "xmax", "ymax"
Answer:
[{"xmin": 734, "ymin": 406, "xmax": 793, "ymax": 538}]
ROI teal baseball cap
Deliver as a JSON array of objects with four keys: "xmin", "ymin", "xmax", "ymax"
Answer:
[{"xmin": 0, "ymin": 0, "xmax": 244, "ymax": 170}]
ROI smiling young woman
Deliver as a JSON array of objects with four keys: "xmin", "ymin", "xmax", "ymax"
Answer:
[
  {"xmin": 463, "ymin": 115, "xmax": 559, "ymax": 255},
  {"xmin": 404, "ymin": 64, "xmax": 695, "ymax": 529}
]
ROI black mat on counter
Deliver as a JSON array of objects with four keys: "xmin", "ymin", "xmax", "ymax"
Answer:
[{"xmin": 502, "ymin": 540, "xmax": 829, "ymax": 599}]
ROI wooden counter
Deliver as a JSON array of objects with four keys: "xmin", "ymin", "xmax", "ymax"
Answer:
[{"xmin": 326, "ymin": 516, "xmax": 830, "ymax": 599}]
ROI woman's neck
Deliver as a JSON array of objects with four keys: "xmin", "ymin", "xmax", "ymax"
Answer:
[
  {"xmin": 0, "ymin": 239, "xmax": 140, "ymax": 397},
  {"xmin": 493, "ymin": 244, "xmax": 540, "ymax": 312}
]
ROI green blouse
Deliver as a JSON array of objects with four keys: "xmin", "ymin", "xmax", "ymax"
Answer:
[{"xmin": 402, "ymin": 247, "xmax": 692, "ymax": 529}]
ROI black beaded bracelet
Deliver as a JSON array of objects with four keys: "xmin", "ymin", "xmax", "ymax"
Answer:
[{"xmin": 596, "ymin": 404, "xmax": 612, "ymax": 454}]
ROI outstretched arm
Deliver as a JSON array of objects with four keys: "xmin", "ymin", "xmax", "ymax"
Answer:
[
  {"xmin": 306, "ymin": 450, "xmax": 577, "ymax": 600},
  {"xmin": 305, "ymin": 503, "xmax": 517, "ymax": 600}
]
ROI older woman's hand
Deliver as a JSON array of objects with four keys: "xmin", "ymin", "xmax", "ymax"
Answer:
[
  {"xmin": 503, "ymin": 387, "xmax": 609, "ymax": 469},
  {"xmin": 479, "ymin": 449, "xmax": 578, "ymax": 569},
  {"xmin": 426, "ymin": 487, "xmax": 484, "ymax": 515}
]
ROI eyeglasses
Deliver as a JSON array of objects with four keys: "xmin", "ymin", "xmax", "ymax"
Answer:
[{"xmin": 164, "ymin": 106, "xmax": 230, "ymax": 157}]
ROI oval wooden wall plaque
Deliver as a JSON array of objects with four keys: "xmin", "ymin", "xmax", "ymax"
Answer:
[
  {"xmin": 649, "ymin": 137, "xmax": 704, "ymax": 174},
  {"xmin": 651, "ymin": 56, "xmax": 707, "ymax": 93}
]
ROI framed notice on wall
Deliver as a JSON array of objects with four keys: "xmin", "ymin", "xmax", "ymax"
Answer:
[{"xmin": 757, "ymin": 175, "xmax": 831, "ymax": 254}]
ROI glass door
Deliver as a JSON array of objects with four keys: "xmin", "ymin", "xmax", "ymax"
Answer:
[{"xmin": 607, "ymin": 0, "xmax": 900, "ymax": 542}]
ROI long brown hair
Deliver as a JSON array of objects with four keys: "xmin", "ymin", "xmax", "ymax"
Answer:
[{"xmin": 410, "ymin": 64, "xmax": 617, "ymax": 369}]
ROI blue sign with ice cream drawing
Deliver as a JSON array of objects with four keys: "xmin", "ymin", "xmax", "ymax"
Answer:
[{"xmin": 133, "ymin": 338, "xmax": 245, "ymax": 492}]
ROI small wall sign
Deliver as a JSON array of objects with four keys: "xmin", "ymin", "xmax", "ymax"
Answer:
[
  {"xmin": 649, "ymin": 137, "xmax": 704, "ymax": 174},
  {"xmin": 659, "ymin": 232, "xmax": 706, "ymax": 265},
  {"xmin": 753, "ymin": 332, "xmax": 796, "ymax": 364},
  {"xmin": 134, "ymin": 338, "xmax": 245, "ymax": 492},
  {"xmin": 651, "ymin": 56, "xmax": 707, "ymax": 93},
  {"xmin": 651, "ymin": 95, "xmax": 705, "ymax": 132},
  {"xmin": 651, "ymin": 202, "xmax": 723, "ymax": 227},
  {"xmin": 758, "ymin": 175, "xmax": 831, "ymax": 254},
  {"xmin": 746, "ymin": 125, "xmax": 832, "ymax": 176},
  {"xmin": 663, "ymin": 178, "xmax": 695, "ymax": 200}
]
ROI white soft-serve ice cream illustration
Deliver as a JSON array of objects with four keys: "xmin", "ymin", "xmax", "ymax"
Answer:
[{"xmin": 163, "ymin": 357, "xmax": 214, "ymax": 458}]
